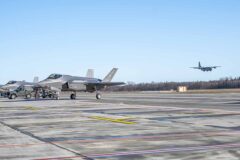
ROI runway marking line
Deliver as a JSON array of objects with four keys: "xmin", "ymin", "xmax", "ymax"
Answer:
[
  {"xmin": 0, "ymin": 130, "xmax": 239, "ymax": 149},
  {"xmin": 24, "ymin": 106, "xmax": 40, "ymax": 111},
  {"xmin": 33, "ymin": 142, "xmax": 240, "ymax": 160},
  {"xmin": 54, "ymin": 131, "xmax": 239, "ymax": 144},
  {"xmin": 89, "ymin": 116, "xmax": 136, "ymax": 125}
]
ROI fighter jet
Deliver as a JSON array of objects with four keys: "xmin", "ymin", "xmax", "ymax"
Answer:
[
  {"xmin": 36, "ymin": 68, "xmax": 124, "ymax": 100},
  {"xmin": 6, "ymin": 69, "xmax": 97, "ymax": 100},
  {"xmin": 191, "ymin": 62, "xmax": 220, "ymax": 72},
  {"xmin": 0, "ymin": 77, "xmax": 39, "ymax": 98}
]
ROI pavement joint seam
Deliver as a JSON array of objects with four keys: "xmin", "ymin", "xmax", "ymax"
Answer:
[{"xmin": 0, "ymin": 120, "xmax": 93, "ymax": 160}]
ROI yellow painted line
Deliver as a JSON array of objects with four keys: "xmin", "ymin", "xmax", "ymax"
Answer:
[
  {"xmin": 90, "ymin": 116, "xmax": 136, "ymax": 125},
  {"xmin": 24, "ymin": 106, "xmax": 40, "ymax": 111}
]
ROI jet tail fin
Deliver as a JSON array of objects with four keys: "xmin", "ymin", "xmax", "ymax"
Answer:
[
  {"xmin": 198, "ymin": 62, "xmax": 201, "ymax": 68},
  {"xmin": 103, "ymin": 68, "xmax": 118, "ymax": 82},
  {"xmin": 86, "ymin": 69, "xmax": 94, "ymax": 78},
  {"xmin": 33, "ymin": 76, "xmax": 39, "ymax": 83}
]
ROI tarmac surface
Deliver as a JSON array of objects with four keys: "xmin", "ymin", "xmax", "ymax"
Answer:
[{"xmin": 1, "ymin": 92, "xmax": 240, "ymax": 160}]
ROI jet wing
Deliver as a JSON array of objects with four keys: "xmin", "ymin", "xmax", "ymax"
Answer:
[
  {"xmin": 190, "ymin": 67, "xmax": 200, "ymax": 69},
  {"xmin": 211, "ymin": 66, "xmax": 221, "ymax": 69}
]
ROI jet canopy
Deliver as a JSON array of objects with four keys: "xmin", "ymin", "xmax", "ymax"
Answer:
[
  {"xmin": 47, "ymin": 74, "xmax": 62, "ymax": 79},
  {"xmin": 6, "ymin": 81, "xmax": 17, "ymax": 84}
]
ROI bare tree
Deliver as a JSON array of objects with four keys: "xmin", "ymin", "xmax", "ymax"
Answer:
[{"xmin": 107, "ymin": 77, "xmax": 240, "ymax": 92}]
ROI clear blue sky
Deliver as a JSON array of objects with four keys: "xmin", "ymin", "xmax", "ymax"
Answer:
[{"xmin": 0, "ymin": 0, "xmax": 240, "ymax": 84}]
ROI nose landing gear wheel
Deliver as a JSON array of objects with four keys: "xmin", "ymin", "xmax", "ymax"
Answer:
[{"xmin": 96, "ymin": 93, "xmax": 101, "ymax": 100}]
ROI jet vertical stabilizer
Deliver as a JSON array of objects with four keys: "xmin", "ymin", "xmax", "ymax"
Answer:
[
  {"xmin": 103, "ymin": 68, "xmax": 118, "ymax": 82},
  {"xmin": 86, "ymin": 69, "xmax": 94, "ymax": 78},
  {"xmin": 33, "ymin": 77, "xmax": 39, "ymax": 83}
]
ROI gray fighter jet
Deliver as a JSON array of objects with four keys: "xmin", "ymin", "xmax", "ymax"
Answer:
[
  {"xmin": 0, "ymin": 77, "xmax": 39, "ymax": 98},
  {"xmin": 36, "ymin": 68, "xmax": 124, "ymax": 99},
  {"xmin": 191, "ymin": 62, "xmax": 220, "ymax": 72},
  {"xmin": 6, "ymin": 69, "xmax": 97, "ymax": 100}
]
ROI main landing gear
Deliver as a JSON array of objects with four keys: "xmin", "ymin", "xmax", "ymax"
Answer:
[
  {"xmin": 95, "ymin": 86, "xmax": 102, "ymax": 100},
  {"xmin": 70, "ymin": 92, "xmax": 76, "ymax": 100},
  {"xmin": 96, "ymin": 92, "xmax": 101, "ymax": 100}
]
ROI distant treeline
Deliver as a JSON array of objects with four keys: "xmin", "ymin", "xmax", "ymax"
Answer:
[{"xmin": 107, "ymin": 77, "xmax": 240, "ymax": 91}]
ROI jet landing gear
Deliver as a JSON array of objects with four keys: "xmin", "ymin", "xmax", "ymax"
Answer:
[
  {"xmin": 70, "ymin": 92, "xmax": 76, "ymax": 100},
  {"xmin": 96, "ymin": 92, "xmax": 102, "ymax": 100},
  {"xmin": 95, "ymin": 86, "xmax": 102, "ymax": 100}
]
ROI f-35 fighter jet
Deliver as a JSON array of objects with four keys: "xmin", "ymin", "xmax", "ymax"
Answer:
[{"xmin": 36, "ymin": 68, "xmax": 124, "ymax": 100}]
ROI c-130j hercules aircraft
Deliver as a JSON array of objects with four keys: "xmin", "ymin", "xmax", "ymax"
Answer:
[
  {"xmin": 191, "ymin": 62, "xmax": 221, "ymax": 72},
  {"xmin": 35, "ymin": 68, "xmax": 124, "ymax": 100}
]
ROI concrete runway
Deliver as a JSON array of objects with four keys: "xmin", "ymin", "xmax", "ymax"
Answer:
[{"xmin": 0, "ymin": 92, "xmax": 240, "ymax": 160}]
